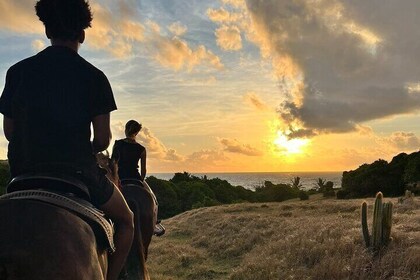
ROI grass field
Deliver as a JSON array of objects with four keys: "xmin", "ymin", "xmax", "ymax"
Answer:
[{"xmin": 147, "ymin": 195, "xmax": 419, "ymax": 280}]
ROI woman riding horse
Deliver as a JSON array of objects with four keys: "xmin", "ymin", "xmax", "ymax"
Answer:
[
  {"xmin": 111, "ymin": 121, "xmax": 165, "ymax": 238},
  {"xmin": 0, "ymin": 1, "xmax": 133, "ymax": 279},
  {"xmin": 112, "ymin": 120, "xmax": 146, "ymax": 183}
]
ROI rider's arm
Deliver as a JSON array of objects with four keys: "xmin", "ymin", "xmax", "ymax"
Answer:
[
  {"xmin": 92, "ymin": 113, "xmax": 111, "ymax": 153},
  {"xmin": 140, "ymin": 149, "xmax": 146, "ymax": 181},
  {"xmin": 3, "ymin": 116, "xmax": 14, "ymax": 141}
]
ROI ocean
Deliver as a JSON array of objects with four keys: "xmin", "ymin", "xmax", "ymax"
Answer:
[{"xmin": 148, "ymin": 171, "xmax": 343, "ymax": 190}]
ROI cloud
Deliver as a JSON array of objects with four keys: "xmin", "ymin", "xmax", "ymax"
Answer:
[
  {"xmin": 208, "ymin": 0, "xmax": 420, "ymax": 138},
  {"xmin": 380, "ymin": 132, "xmax": 420, "ymax": 151},
  {"xmin": 0, "ymin": 1, "xmax": 223, "ymax": 73},
  {"xmin": 218, "ymin": 138, "xmax": 263, "ymax": 156},
  {"xmin": 215, "ymin": 25, "xmax": 242, "ymax": 51},
  {"xmin": 138, "ymin": 127, "xmax": 184, "ymax": 161},
  {"xmin": 244, "ymin": 92, "xmax": 269, "ymax": 111},
  {"xmin": 355, "ymin": 124, "xmax": 374, "ymax": 136},
  {"xmin": 222, "ymin": 0, "xmax": 246, "ymax": 9},
  {"xmin": 187, "ymin": 149, "xmax": 228, "ymax": 162},
  {"xmin": 31, "ymin": 39, "xmax": 45, "ymax": 52},
  {"xmin": 207, "ymin": 7, "xmax": 243, "ymax": 23},
  {"xmin": 0, "ymin": 1, "xmax": 43, "ymax": 34},
  {"xmin": 85, "ymin": 3, "xmax": 146, "ymax": 58},
  {"xmin": 247, "ymin": 0, "xmax": 420, "ymax": 137},
  {"xmin": 168, "ymin": 22, "xmax": 187, "ymax": 36},
  {"xmin": 111, "ymin": 122, "xmax": 183, "ymax": 161},
  {"xmin": 149, "ymin": 31, "xmax": 224, "ymax": 71}
]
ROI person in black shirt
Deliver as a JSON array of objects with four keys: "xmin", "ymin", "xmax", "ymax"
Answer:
[
  {"xmin": 112, "ymin": 120, "xmax": 147, "ymax": 181},
  {"xmin": 0, "ymin": 1, "xmax": 133, "ymax": 280}
]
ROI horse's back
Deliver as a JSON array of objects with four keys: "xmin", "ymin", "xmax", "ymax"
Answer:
[{"xmin": 0, "ymin": 199, "xmax": 106, "ymax": 280}]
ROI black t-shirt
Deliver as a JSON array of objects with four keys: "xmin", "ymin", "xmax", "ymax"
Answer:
[
  {"xmin": 0, "ymin": 46, "xmax": 117, "ymax": 176},
  {"xmin": 112, "ymin": 139, "xmax": 145, "ymax": 180}
]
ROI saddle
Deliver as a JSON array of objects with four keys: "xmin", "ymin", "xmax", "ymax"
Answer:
[{"xmin": 1, "ymin": 173, "xmax": 115, "ymax": 252}]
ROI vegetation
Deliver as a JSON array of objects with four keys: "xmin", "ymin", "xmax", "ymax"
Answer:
[
  {"xmin": 290, "ymin": 176, "xmax": 302, "ymax": 189},
  {"xmin": 147, "ymin": 173, "xmax": 303, "ymax": 219},
  {"xmin": 341, "ymin": 151, "xmax": 420, "ymax": 198},
  {"xmin": 148, "ymin": 195, "xmax": 420, "ymax": 280}
]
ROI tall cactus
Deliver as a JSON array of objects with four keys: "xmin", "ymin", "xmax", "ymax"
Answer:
[
  {"xmin": 372, "ymin": 192, "xmax": 383, "ymax": 248},
  {"xmin": 382, "ymin": 202, "xmax": 393, "ymax": 245},
  {"xmin": 361, "ymin": 202, "xmax": 370, "ymax": 247},
  {"xmin": 361, "ymin": 192, "xmax": 393, "ymax": 250}
]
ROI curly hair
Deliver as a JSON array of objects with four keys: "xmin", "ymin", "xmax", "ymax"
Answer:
[
  {"xmin": 125, "ymin": 120, "xmax": 142, "ymax": 137},
  {"xmin": 35, "ymin": 0, "xmax": 93, "ymax": 41}
]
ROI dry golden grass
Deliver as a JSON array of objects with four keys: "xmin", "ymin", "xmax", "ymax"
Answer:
[{"xmin": 147, "ymin": 195, "xmax": 420, "ymax": 280}]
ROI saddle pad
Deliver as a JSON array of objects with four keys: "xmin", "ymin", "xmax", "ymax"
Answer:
[{"xmin": 0, "ymin": 190, "xmax": 115, "ymax": 252}]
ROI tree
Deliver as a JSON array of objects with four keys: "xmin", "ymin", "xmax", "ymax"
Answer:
[
  {"xmin": 323, "ymin": 181, "xmax": 335, "ymax": 197},
  {"xmin": 291, "ymin": 176, "xmax": 303, "ymax": 189},
  {"xmin": 315, "ymin": 178, "xmax": 326, "ymax": 192}
]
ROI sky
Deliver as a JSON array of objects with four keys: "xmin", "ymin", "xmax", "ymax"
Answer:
[{"xmin": 0, "ymin": 0, "xmax": 419, "ymax": 173}]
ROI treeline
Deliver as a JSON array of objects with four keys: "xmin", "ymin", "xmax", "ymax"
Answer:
[
  {"xmin": 0, "ymin": 161, "xmax": 304, "ymax": 219},
  {"xmin": 338, "ymin": 151, "xmax": 420, "ymax": 199},
  {"xmin": 147, "ymin": 172, "xmax": 303, "ymax": 219}
]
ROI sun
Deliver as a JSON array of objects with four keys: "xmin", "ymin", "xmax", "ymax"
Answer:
[{"xmin": 273, "ymin": 131, "xmax": 309, "ymax": 155}]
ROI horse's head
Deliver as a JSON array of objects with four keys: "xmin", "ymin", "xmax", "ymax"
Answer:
[{"xmin": 96, "ymin": 152, "xmax": 119, "ymax": 187}]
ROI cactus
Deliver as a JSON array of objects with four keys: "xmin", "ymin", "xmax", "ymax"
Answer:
[
  {"xmin": 361, "ymin": 192, "xmax": 393, "ymax": 250},
  {"xmin": 361, "ymin": 201, "xmax": 370, "ymax": 247},
  {"xmin": 382, "ymin": 202, "xmax": 393, "ymax": 245},
  {"xmin": 372, "ymin": 192, "xmax": 383, "ymax": 248}
]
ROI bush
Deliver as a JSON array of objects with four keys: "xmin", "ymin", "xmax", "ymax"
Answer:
[
  {"xmin": 255, "ymin": 181, "xmax": 300, "ymax": 202},
  {"xmin": 299, "ymin": 191, "xmax": 309, "ymax": 200},
  {"xmin": 323, "ymin": 190, "xmax": 336, "ymax": 197},
  {"xmin": 146, "ymin": 176, "xmax": 181, "ymax": 219},
  {"xmin": 336, "ymin": 189, "xmax": 351, "ymax": 199}
]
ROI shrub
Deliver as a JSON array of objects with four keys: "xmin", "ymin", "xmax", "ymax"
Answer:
[
  {"xmin": 336, "ymin": 189, "xmax": 350, "ymax": 199},
  {"xmin": 299, "ymin": 191, "xmax": 309, "ymax": 200}
]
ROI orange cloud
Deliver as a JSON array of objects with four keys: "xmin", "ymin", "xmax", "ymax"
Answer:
[
  {"xmin": 111, "ymin": 122, "xmax": 183, "ymax": 162},
  {"xmin": 168, "ymin": 22, "xmax": 187, "ymax": 36},
  {"xmin": 244, "ymin": 92, "xmax": 269, "ymax": 111},
  {"xmin": 139, "ymin": 127, "xmax": 184, "ymax": 161},
  {"xmin": 218, "ymin": 138, "xmax": 263, "ymax": 156},
  {"xmin": 0, "ymin": 1, "xmax": 43, "ymax": 34},
  {"xmin": 85, "ymin": 3, "xmax": 145, "ymax": 58},
  {"xmin": 150, "ymin": 33, "xmax": 224, "ymax": 71},
  {"xmin": 215, "ymin": 25, "xmax": 242, "ymax": 51},
  {"xmin": 380, "ymin": 132, "xmax": 420, "ymax": 151},
  {"xmin": 207, "ymin": 7, "xmax": 242, "ymax": 23}
]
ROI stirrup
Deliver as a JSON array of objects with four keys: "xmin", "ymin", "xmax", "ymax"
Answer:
[{"xmin": 154, "ymin": 221, "xmax": 165, "ymax": 237}]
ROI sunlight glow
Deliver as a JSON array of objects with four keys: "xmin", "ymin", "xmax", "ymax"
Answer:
[{"xmin": 274, "ymin": 131, "xmax": 309, "ymax": 155}]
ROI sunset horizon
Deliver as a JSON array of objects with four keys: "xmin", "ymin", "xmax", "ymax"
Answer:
[{"xmin": 1, "ymin": 0, "xmax": 419, "ymax": 173}]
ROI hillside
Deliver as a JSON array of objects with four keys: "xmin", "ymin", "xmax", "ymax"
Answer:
[{"xmin": 147, "ymin": 195, "xmax": 419, "ymax": 280}]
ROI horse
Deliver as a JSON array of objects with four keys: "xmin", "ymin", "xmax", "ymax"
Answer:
[
  {"xmin": 0, "ymin": 175, "xmax": 110, "ymax": 280},
  {"xmin": 96, "ymin": 153, "xmax": 157, "ymax": 280}
]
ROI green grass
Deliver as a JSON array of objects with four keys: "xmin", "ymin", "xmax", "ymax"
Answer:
[{"xmin": 147, "ymin": 195, "xmax": 420, "ymax": 280}]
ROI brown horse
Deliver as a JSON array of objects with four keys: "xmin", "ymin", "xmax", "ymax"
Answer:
[
  {"xmin": 0, "ymin": 189, "xmax": 109, "ymax": 280},
  {"xmin": 96, "ymin": 153, "xmax": 156, "ymax": 280}
]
